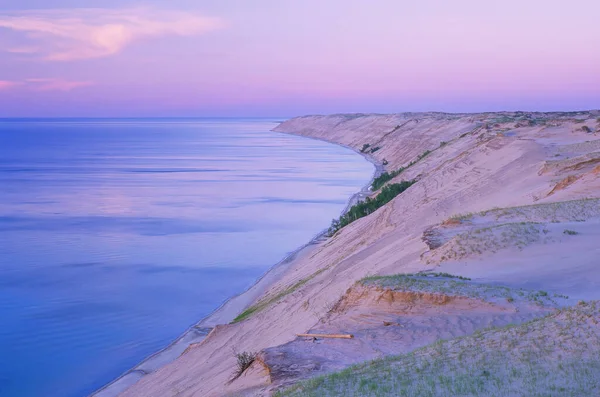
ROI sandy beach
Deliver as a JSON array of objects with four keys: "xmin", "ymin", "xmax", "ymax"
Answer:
[{"xmin": 115, "ymin": 111, "xmax": 600, "ymax": 396}]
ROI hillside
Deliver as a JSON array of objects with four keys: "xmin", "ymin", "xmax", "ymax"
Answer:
[{"xmin": 120, "ymin": 111, "xmax": 600, "ymax": 396}]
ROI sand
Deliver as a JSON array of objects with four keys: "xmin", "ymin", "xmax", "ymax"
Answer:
[{"xmin": 116, "ymin": 111, "xmax": 600, "ymax": 396}]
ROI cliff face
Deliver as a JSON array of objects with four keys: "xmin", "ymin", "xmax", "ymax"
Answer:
[{"xmin": 121, "ymin": 111, "xmax": 600, "ymax": 396}]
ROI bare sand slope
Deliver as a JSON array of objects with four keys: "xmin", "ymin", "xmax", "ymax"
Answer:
[{"xmin": 121, "ymin": 111, "xmax": 600, "ymax": 397}]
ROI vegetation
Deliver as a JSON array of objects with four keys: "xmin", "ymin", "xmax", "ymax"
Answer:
[
  {"xmin": 360, "ymin": 143, "xmax": 371, "ymax": 153},
  {"xmin": 232, "ymin": 267, "xmax": 328, "ymax": 323},
  {"xmin": 328, "ymin": 181, "xmax": 415, "ymax": 236},
  {"xmin": 563, "ymin": 229, "xmax": 579, "ymax": 235},
  {"xmin": 275, "ymin": 303, "xmax": 600, "ymax": 397},
  {"xmin": 417, "ymin": 150, "xmax": 432, "ymax": 160},
  {"xmin": 419, "ymin": 272, "xmax": 471, "ymax": 280},
  {"xmin": 231, "ymin": 351, "xmax": 257, "ymax": 382},
  {"xmin": 370, "ymin": 146, "xmax": 381, "ymax": 153},
  {"xmin": 359, "ymin": 273, "xmax": 565, "ymax": 305},
  {"xmin": 439, "ymin": 141, "xmax": 448, "ymax": 147},
  {"xmin": 371, "ymin": 149, "xmax": 433, "ymax": 191},
  {"xmin": 581, "ymin": 126, "xmax": 592, "ymax": 133},
  {"xmin": 371, "ymin": 169, "xmax": 404, "ymax": 190}
]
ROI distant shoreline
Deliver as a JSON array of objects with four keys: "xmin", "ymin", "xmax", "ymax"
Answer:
[{"xmin": 91, "ymin": 122, "xmax": 381, "ymax": 397}]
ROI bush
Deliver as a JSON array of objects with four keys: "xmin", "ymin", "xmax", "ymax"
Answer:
[
  {"xmin": 360, "ymin": 143, "xmax": 371, "ymax": 153},
  {"xmin": 231, "ymin": 351, "xmax": 257, "ymax": 382},
  {"xmin": 328, "ymin": 181, "xmax": 415, "ymax": 236},
  {"xmin": 418, "ymin": 150, "xmax": 432, "ymax": 160},
  {"xmin": 563, "ymin": 229, "xmax": 579, "ymax": 235},
  {"xmin": 370, "ymin": 146, "xmax": 381, "ymax": 153},
  {"xmin": 371, "ymin": 149, "xmax": 433, "ymax": 191},
  {"xmin": 372, "ymin": 169, "xmax": 403, "ymax": 190}
]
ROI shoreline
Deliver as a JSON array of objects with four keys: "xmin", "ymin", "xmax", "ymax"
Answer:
[{"xmin": 91, "ymin": 125, "xmax": 382, "ymax": 397}]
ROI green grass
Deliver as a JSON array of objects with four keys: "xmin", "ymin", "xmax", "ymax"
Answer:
[
  {"xmin": 445, "ymin": 198, "xmax": 600, "ymax": 225},
  {"xmin": 359, "ymin": 273, "xmax": 563, "ymax": 306},
  {"xmin": 419, "ymin": 272, "xmax": 471, "ymax": 280},
  {"xmin": 232, "ymin": 267, "xmax": 327, "ymax": 323},
  {"xmin": 275, "ymin": 302, "xmax": 600, "ymax": 397}
]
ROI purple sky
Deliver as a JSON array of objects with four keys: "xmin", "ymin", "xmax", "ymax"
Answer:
[{"xmin": 0, "ymin": 0, "xmax": 598, "ymax": 117}]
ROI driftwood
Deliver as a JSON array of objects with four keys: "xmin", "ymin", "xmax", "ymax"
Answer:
[{"xmin": 297, "ymin": 333, "xmax": 354, "ymax": 339}]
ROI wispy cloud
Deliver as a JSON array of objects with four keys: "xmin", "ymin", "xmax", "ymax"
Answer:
[
  {"xmin": 0, "ymin": 80, "xmax": 21, "ymax": 90},
  {"xmin": 0, "ymin": 8, "xmax": 224, "ymax": 61},
  {"xmin": 26, "ymin": 78, "xmax": 94, "ymax": 91},
  {"xmin": 0, "ymin": 78, "xmax": 93, "ymax": 91}
]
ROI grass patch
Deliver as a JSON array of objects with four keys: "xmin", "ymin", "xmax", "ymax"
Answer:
[
  {"xmin": 328, "ymin": 181, "xmax": 415, "ymax": 236},
  {"xmin": 446, "ymin": 198, "xmax": 600, "ymax": 225},
  {"xmin": 359, "ymin": 273, "xmax": 562, "ymax": 306},
  {"xmin": 419, "ymin": 272, "xmax": 471, "ymax": 280},
  {"xmin": 233, "ymin": 268, "xmax": 327, "ymax": 323},
  {"xmin": 276, "ymin": 303, "xmax": 600, "ymax": 397}
]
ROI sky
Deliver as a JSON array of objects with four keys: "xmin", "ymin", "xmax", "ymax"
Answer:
[{"xmin": 0, "ymin": 0, "xmax": 598, "ymax": 117}]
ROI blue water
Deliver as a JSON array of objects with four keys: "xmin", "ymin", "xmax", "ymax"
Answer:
[{"xmin": 0, "ymin": 119, "xmax": 373, "ymax": 397}]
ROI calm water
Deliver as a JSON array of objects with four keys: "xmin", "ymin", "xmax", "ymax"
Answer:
[{"xmin": 0, "ymin": 119, "xmax": 373, "ymax": 397}]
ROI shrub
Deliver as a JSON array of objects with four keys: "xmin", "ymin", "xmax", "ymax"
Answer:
[
  {"xmin": 372, "ymin": 169, "xmax": 403, "ymax": 190},
  {"xmin": 360, "ymin": 143, "xmax": 371, "ymax": 153},
  {"xmin": 231, "ymin": 351, "xmax": 257, "ymax": 382},
  {"xmin": 581, "ymin": 126, "xmax": 592, "ymax": 133},
  {"xmin": 370, "ymin": 146, "xmax": 381, "ymax": 153},
  {"xmin": 563, "ymin": 229, "xmax": 579, "ymax": 235},
  {"xmin": 371, "ymin": 149, "xmax": 433, "ymax": 191},
  {"xmin": 328, "ymin": 181, "xmax": 415, "ymax": 236},
  {"xmin": 418, "ymin": 150, "xmax": 432, "ymax": 160}
]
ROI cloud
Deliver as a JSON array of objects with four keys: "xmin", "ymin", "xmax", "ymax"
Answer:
[
  {"xmin": 0, "ymin": 80, "xmax": 21, "ymax": 90},
  {"xmin": 0, "ymin": 78, "xmax": 93, "ymax": 91},
  {"xmin": 0, "ymin": 8, "xmax": 224, "ymax": 61},
  {"xmin": 26, "ymin": 78, "xmax": 94, "ymax": 91}
]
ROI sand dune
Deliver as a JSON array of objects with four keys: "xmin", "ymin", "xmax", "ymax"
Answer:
[{"xmin": 120, "ymin": 111, "xmax": 600, "ymax": 396}]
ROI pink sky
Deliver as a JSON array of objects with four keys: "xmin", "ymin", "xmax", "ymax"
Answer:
[{"xmin": 0, "ymin": 0, "xmax": 598, "ymax": 117}]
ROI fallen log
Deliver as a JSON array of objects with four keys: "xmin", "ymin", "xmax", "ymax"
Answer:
[{"xmin": 296, "ymin": 333, "xmax": 354, "ymax": 339}]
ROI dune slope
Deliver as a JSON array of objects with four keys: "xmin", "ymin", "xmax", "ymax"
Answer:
[{"xmin": 121, "ymin": 111, "xmax": 600, "ymax": 397}]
